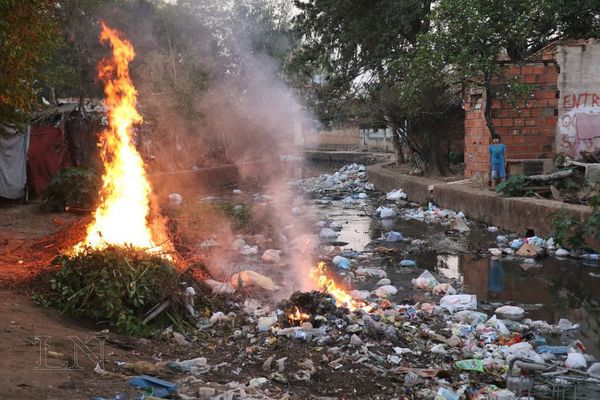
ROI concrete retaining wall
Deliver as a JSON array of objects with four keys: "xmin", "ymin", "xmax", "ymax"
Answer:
[{"xmin": 367, "ymin": 163, "xmax": 592, "ymax": 238}]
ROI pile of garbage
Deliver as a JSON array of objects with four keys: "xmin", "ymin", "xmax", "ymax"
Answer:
[
  {"xmin": 91, "ymin": 164, "xmax": 599, "ymax": 399},
  {"xmin": 401, "ymin": 202, "xmax": 468, "ymax": 226},
  {"xmin": 99, "ymin": 259, "xmax": 600, "ymax": 400},
  {"xmin": 296, "ymin": 163, "xmax": 374, "ymax": 198},
  {"xmin": 488, "ymin": 235, "xmax": 599, "ymax": 261}
]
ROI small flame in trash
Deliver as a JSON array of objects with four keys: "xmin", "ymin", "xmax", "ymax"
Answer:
[
  {"xmin": 309, "ymin": 261, "xmax": 365, "ymax": 311},
  {"xmin": 288, "ymin": 306, "xmax": 310, "ymax": 325}
]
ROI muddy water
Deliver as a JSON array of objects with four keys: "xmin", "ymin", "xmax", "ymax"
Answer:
[{"xmin": 303, "ymin": 161, "xmax": 600, "ymax": 356}]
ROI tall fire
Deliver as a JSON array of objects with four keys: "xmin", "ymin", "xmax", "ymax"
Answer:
[{"xmin": 74, "ymin": 22, "xmax": 164, "ymax": 253}]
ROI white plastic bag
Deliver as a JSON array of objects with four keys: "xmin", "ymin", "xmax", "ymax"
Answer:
[
  {"xmin": 412, "ymin": 270, "xmax": 439, "ymax": 291},
  {"xmin": 386, "ymin": 189, "xmax": 407, "ymax": 201},
  {"xmin": 566, "ymin": 352, "xmax": 587, "ymax": 369},
  {"xmin": 261, "ymin": 249, "xmax": 281, "ymax": 263},
  {"xmin": 440, "ymin": 294, "xmax": 477, "ymax": 312},
  {"xmin": 494, "ymin": 305, "xmax": 525, "ymax": 317},
  {"xmin": 373, "ymin": 285, "xmax": 398, "ymax": 298},
  {"xmin": 378, "ymin": 206, "xmax": 397, "ymax": 219},
  {"xmin": 319, "ymin": 228, "xmax": 339, "ymax": 239},
  {"xmin": 433, "ymin": 283, "xmax": 456, "ymax": 296}
]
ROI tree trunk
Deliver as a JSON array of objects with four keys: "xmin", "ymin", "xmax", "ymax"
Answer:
[
  {"xmin": 483, "ymin": 74, "xmax": 497, "ymax": 137},
  {"xmin": 407, "ymin": 120, "xmax": 450, "ymax": 176},
  {"xmin": 391, "ymin": 128, "xmax": 404, "ymax": 165},
  {"xmin": 424, "ymin": 132, "xmax": 451, "ymax": 176}
]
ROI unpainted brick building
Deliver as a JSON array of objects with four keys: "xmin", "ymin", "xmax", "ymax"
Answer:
[{"xmin": 464, "ymin": 39, "xmax": 600, "ymax": 183}]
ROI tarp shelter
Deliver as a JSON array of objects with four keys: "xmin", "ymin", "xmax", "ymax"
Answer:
[
  {"xmin": 0, "ymin": 125, "xmax": 30, "ymax": 199},
  {"xmin": 27, "ymin": 125, "xmax": 71, "ymax": 196}
]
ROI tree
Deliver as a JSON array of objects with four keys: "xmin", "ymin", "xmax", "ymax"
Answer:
[
  {"xmin": 291, "ymin": 0, "xmax": 459, "ymax": 175},
  {"xmin": 420, "ymin": 0, "xmax": 600, "ymax": 141},
  {"xmin": 422, "ymin": 0, "xmax": 555, "ymax": 138},
  {"xmin": 0, "ymin": 0, "xmax": 58, "ymax": 124}
]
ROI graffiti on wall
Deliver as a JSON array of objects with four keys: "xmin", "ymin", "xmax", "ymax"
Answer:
[{"xmin": 557, "ymin": 92, "xmax": 600, "ymax": 159}]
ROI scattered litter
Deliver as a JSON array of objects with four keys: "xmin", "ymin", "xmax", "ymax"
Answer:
[
  {"xmin": 412, "ymin": 270, "xmax": 439, "ymax": 291},
  {"xmin": 319, "ymin": 228, "xmax": 339, "ymax": 239},
  {"xmin": 373, "ymin": 285, "xmax": 398, "ymax": 298},
  {"xmin": 386, "ymin": 189, "xmax": 407, "ymax": 201},
  {"xmin": 128, "ymin": 375, "xmax": 177, "ymax": 398},
  {"xmin": 332, "ymin": 255, "xmax": 351, "ymax": 270},
  {"xmin": 450, "ymin": 217, "xmax": 470, "ymax": 233},
  {"xmin": 386, "ymin": 231, "xmax": 404, "ymax": 242},
  {"xmin": 168, "ymin": 193, "xmax": 182, "ymax": 206},
  {"xmin": 231, "ymin": 271, "xmax": 278, "ymax": 291},
  {"xmin": 455, "ymin": 359, "xmax": 484, "ymax": 372},
  {"xmin": 440, "ymin": 294, "xmax": 477, "ymax": 312},
  {"xmin": 261, "ymin": 249, "xmax": 281, "ymax": 263},
  {"xmin": 377, "ymin": 206, "xmax": 397, "ymax": 219},
  {"xmin": 565, "ymin": 352, "xmax": 587, "ymax": 369},
  {"xmin": 399, "ymin": 259, "xmax": 416, "ymax": 267},
  {"xmin": 494, "ymin": 305, "xmax": 525, "ymax": 317}
]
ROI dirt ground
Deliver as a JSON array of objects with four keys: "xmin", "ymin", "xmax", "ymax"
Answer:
[
  {"xmin": 0, "ymin": 202, "xmax": 416, "ymax": 400},
  {"xmin": 0, "ymin": 202, "xmax": 83, "ymax": 287},
  {"xmin": 0, "ymin": 202, "xmax": 129, "ymax": 399}
]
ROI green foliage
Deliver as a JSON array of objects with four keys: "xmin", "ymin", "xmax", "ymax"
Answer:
[
  {"xmin": 42, "ymin": 167, "xmax": 100, "ymax": 212},
  {"xmin": 42, "ymin": 247, "xmax": 181, "ymax": 336},
  {"xmin": 553, "ymin": 182, "xmax": 600, "ymax": 249},
  {"xmin": 553, "ymin": 210, "xmax": 586, "ymax": 248},
  {"xmin": 496, "ymin": 175, "xmax": 528, "ymax": 197},
  {"xmin": 220, "ymin": 203, "xmax": 253, "ymax": 231},
  {"xmin": 0, "ymin": 0, "xmax": 59, "ymax": 123},
  {"xmin": 496, "ymin": 76, "xmax": 536, "ymax": 109}
]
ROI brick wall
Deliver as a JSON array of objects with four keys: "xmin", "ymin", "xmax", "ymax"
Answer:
[{"xmin": 465, "ymin": 62, "xmax": 559, "ymax": 180}]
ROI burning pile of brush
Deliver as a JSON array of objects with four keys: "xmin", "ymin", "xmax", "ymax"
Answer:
[{"xmin": 40, "ymin": 22, "xmax": 372, "ymax": 338}]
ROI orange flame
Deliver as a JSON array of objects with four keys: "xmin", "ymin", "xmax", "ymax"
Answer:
[
  {"xmin": 309, "ymin": 261, "xmax": 364, "ymax": 311},
  {"xmin": 74, "ymin": 22, "xmax": 163, "ymax": 253},
  {"xmin": 288, "ymin": 306, "xmax": 310, "ymax": 325}
]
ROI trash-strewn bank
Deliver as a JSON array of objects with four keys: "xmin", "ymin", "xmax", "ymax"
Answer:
[
  {"xmin": 79, "ymin": 163, "xmax": 600, "ymax": 399},
  {"xmin": 366, "ymin": 163, "xmax": 593, "ymax": 242}
]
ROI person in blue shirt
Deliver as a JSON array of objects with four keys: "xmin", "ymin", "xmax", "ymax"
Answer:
[{"xmin": 489, "ymin": 135, "xmax": 506, "ymax": 188}]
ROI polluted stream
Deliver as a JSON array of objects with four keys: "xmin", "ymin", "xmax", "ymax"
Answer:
[
  {"xmin": 85, "ymin": 161, "xmax": 600, "ymax": 399},
  {"xmin": 303, "ymin": 163, "xmax": 600, "ymax": 358}
]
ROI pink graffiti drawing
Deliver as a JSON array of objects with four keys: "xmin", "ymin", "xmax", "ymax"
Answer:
[{"xmin": 572, "ymin": 112, "xmax": 600, "ymax": 156}]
